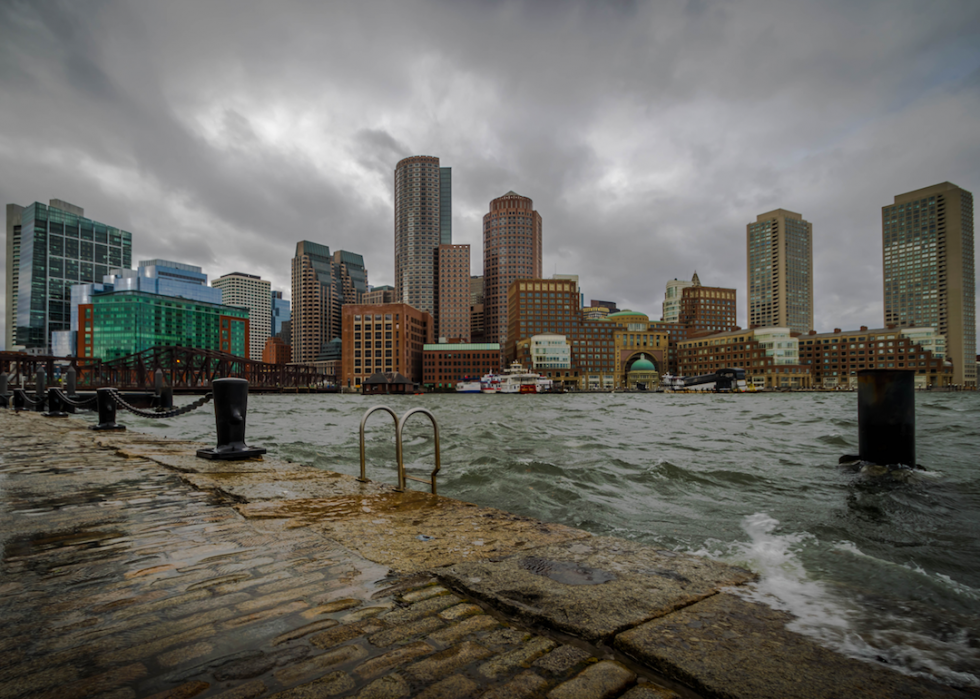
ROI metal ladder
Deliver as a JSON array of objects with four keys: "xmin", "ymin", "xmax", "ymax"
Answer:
[{"xmin": 358, "ymin": 406, "xmax": 442, "ymax": 494}]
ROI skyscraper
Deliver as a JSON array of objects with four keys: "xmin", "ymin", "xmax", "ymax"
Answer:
[
  {"xmin": 434, "ymin": 244, "xmax": 471, "ymax": 342},
  {"xmin": 662, "ymin": 274, "xmax": 697, "ymax": 322},
  {"xmin": 212, "ymin": 272, "xmax": 272, "ymax": 361},
  {"xmin": 271, "ymin": 290, "xmax": 290, "ymax": 339},
  {"xmin": 483, "ymin": 191, "xmax": 542, "ymax": 345},
  {"xmin": 291, "ymin": 241, "xmax": 368, "ymax": 364},
  {"xmin": 747, "ymin": 209, "xmax": 813, "ymax": 334},
  {"xmin": 883, "ymin": 182, "xmax": 975, "ymax": 387},
  {"xmin": 393, "ymin": 155, "xmax": 451, "ymax": 315},
  {"xmin": 5, "ymin": 199, "xmax": 133, "ymax": 352}
]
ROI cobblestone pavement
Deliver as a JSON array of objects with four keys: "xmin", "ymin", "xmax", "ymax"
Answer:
[
  {"xmin": 0, "ymin": 412, "xmax": 684, "ymax": 699},
  {"xmin": 2, "ymin": 410, "xmax": 975, "ymax": 699}
]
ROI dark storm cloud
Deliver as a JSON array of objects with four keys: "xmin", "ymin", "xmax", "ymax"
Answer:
[{"xmin": 1, "ymin": 0, "xmax": 978, "ymax": 347}]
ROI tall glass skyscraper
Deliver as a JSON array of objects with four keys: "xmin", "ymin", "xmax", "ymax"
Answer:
[
  {"xmin": 883, "ymin": 182, "xmax": 975, "ymax": 387},
  {"xmin": 394, "ymin": 156, "xmax": 452, "ymax": 316},
  {"xmin": 5, "ymin": 199, "xmax": 133, "ymax": 352}
]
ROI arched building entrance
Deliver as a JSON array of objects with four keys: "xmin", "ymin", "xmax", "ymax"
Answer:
[{"xmin": 625, "ymin": 353, "xmax": 660, "ymax": 390}]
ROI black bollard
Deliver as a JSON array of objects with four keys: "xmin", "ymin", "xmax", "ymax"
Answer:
[
  {"xmin": 13, "ymin": 388, "xmax": 26, "ymax": 412},
  {"xmin": 66, "ymin": 366, "xmax": 77, "ymax": 397},
  {"xmin": 857, "ymin": 369, "xmax": 915, "ymax": 467},
  {"xmin": 160, "ymin": 386, "xmax": 174, "ymax": 410},
  {"xmin": 0, "ymin": 374, "xmax": 8, "ymax": 408},
  {"xmin": 43, "ymin": 387, "xmax": 69, "ymax": 417},
  {"xmin": 34, "ymin": 370, "xmax": 46, "ymax": 412},
  {"xmin": 197, "ymin": 378, "xmax": 266, "ymax": 460},
  {"xmin": 90, "ymin": 388, "xmax": 126, "ymax": 431}
]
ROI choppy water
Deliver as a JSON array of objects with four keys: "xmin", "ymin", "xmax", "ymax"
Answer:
[{"xmin": 86, "ymin": 391, "xmax": 980, "ymax": 688}]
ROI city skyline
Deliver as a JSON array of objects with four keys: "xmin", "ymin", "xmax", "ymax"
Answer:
[{"xmin": 1, "ymin": 1, "xmax": 978, "ymax": 350}]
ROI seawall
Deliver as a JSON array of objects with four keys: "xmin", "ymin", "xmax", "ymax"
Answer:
[{"xmin": 0, "ymin": 409, "xmax": 974, "ymax": 699}]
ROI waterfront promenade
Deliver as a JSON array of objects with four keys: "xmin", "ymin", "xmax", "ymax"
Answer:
[{"xmin": 1, "ymin": 410, "xmax": 974, "ymax": 699}]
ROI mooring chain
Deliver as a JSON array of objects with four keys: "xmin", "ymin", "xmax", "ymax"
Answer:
[
  {"xmin": 109, "ymin": 389, "xmax": 213, "ymax": 419},
  {"xmin": 52, "ymin": 389, "xmax": 98, "ymax": 408},
  {"xmin": 14, "ymin": 389, "xmax": 43, "ymax": 406}
]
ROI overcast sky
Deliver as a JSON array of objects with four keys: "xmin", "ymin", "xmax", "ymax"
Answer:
[{"xmin": 2, "ymin": 0, "xmax": 979, "ymax": 350}]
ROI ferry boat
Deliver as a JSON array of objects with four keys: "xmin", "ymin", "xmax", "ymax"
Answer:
[
  {"xmin": 664, "ymin": 368, "xmax": 750, "ymax": 392},
  {"xmin": 455, "ymin": 378, "xmax": 483, "ymax": 393},
  {"xmin": 481, "ymin": 362, "xmax": 553, "ymax": 394}
]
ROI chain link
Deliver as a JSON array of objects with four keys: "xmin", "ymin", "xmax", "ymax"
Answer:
[
  {"xmin": 109, "ymin": 389, "xmax": 213, "ymax": 419},
  {"xmin": 52, "ymin": 389, "xmax": 98, "ymax": 408},
  {"xmin": 15, "ymin": 389, "xmax": 43, "ymax": 406}
]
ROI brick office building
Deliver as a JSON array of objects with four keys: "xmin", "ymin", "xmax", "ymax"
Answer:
[
  {"xmin": 422, "ymin": 342, "xmax": 502, "ymax": 391},
  {"xmin": 340, "ymin": 303, "xmax": 433, "ymax": 389},
  {"xmin": 677, "ymin": 327, "xmax": 812, "ymax": 389}
]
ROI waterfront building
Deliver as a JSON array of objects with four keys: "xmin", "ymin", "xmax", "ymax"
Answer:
[
  {"xmin": 800, "ymin": 326, "xmax": 951, "ymax": 388},
  {"xmin": 79, "ymin": 292, "xmax": 249, "ymax": 361},
  {"xmin": 883, "ymin": 182, "xmax": 976, "ymax": 387},
  {"xmin": 520, "ymin": 334, "xmax": 571, "ymax": 373},
  {"xmin": 212, "ymin": 272, "xmax": 271, "ymax": 362},
  {"xmin": 362, "ymin": 285, "xmax": 397, "ymax": 305},
  {"xmin": 291, "ymin": 241, "xmax": 368, "ymax": 364},
  {"xmin": 422, "ymin": 342, "xmax": 502, "ymax": 391},
  {"xmin": 394, "ymin": 155, "xmax": 451, "ymax": 316},
  {"xmin": 747, "ymin": 209, "xmax": 813, "ymax": 334},
  {"xmin": 435, "ymin": 244, "xmax": 471, "ymax": 341},
  {"xmin": 272, "ymin": 290, "xmax": 290, "ymax": 339},
  {"xmin": 262, "ymin": 336, "xmax": 292, "ymax": 365},
  {"xmin": 676, "ymin": 327, "xmax": 811, "ymax": 389},
  {"xmin": 662, "ymin": 276, "xmax": 696, "ymax": 322},
  {"xmin": 340, "ymin": 303, "xmax": 433, "ymax": 388},
  {"xmin": 653, "ymin": 274, "xmax": 737, "ymax": 374},
  {"xmin": 553, "ymin": 274, "xmax": 583, "ymax": 308},
  {"xmin": 5, "ymin": 199, "xmax": 133, "ymax": 352},
  {"xmin": 507, "ymin": 279, "xmax": 668, "ymax": 389},
  {"xmin": 484, "ymin": 192, "xmax": 543, "ymax": 345},
  {"xmin": 627, "ymin": 354, "xmax": 660, "ymax": 390}
]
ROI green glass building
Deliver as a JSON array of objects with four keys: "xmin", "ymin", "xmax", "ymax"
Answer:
[
  {"xmin": 84, "ymin": 291, "xmax": 249, "ymax": 361},
  {"xmin": 7, "ymin": 199, "xmax": 133, "ymax": 351}
]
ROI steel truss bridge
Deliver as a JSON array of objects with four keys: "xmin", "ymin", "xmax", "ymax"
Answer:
[{"xmin": 1, "ymin": 346, "xmax": 331, "ymax": 392}]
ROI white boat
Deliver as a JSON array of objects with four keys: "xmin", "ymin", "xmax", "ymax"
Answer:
[
  {"xmin": 455, "ymin": 379, "xmax": 483, "ymax": 393},
  {"xmin": 496, "ymin": 362, "xmax": 553, "ymax": 394}
]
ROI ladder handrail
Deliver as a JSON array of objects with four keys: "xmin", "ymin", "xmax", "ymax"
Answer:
[
  {"xmin": 396, "ymin": 407, "xmax": 441, "ymax": 495},
  {"xmin": 359, "ymin": 405, "xmax": 399, "ymax": 484}
]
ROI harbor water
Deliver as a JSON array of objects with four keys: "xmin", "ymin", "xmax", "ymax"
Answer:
[{"xmin": 83, "ymin": 390, "xmax": 980, "ymax": 688}]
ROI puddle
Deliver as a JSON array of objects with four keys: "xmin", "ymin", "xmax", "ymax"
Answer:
[{"xmin": 519, "ymin": 556, "xmax": 617, "ymax": 585}]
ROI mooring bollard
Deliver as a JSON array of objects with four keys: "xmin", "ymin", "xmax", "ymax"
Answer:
[
  {"xmin": 43, "ymin": 387, "xmax": 69, "ymax": 418},
  {"xmin": 197, "ymin": 378, "xmax": 266, "ymax": 460},
  {"xmin": 857, "ymin": 369, "xmax": 915, "ymax": 467},
  {"xmin": 0, "ymin": 374, "xmax": 8, "ymax": 408},
  {"xmin": 13, "ymin": 388, "xmax": 26, "ymax": 411},
  {"xmin": 90, "ymin": 388, "xmax": 126, "ymax": 431},
  {"xmin": 66, "ymin": 366, "xmax": 77, "ymax": 397},
  {"xmin": 34, "ymin": 369, "xmax": 46, "ymax": 412}
]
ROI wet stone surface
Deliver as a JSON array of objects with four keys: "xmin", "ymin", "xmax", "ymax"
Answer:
[
  {"xmin": 0, "ymin": 412, "xmax": 667, "ymax": 699},
  {"xmin": 3, "ymin": 411, "xmax": 970, "ymax": 699}
]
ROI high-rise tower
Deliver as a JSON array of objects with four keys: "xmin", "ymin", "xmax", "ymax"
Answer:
[
  {"xmin": 483, "ymin": 191, "xmax": 542, "ymax": 345},
  {"xmin": 291, "ymin": 241, "xmax": 367, "ymax": 364},
  {"xmin": 5, "ymin": 199, "xmax": 133, "ymax": 352},
  {"xmin": 393, "ymin": 156, "xmax": 451, "ymax": 316},
  {"xmin": 747, "ymin": 209, "xmax": 813, "ymax": 334},
  {"xmin": 212, "ymin": 272, "xmax": 272, "ymax": 361},
  {"xmin": 883, "ymin": 182, "xmax": 975, "ymax": 387}
]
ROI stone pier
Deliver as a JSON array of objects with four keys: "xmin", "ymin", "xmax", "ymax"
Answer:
[{"xmin": 0, "ymin": 410, "xmax": 973, "ymax": 699}]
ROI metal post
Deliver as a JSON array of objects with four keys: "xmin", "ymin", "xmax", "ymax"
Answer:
[
  {"xmin": 44, "ymin": 387, "xmax": 69, "ymax": 417},
  {"xmin": 66, "ymin": 366, "xmax": 77, "ymax": 397},
  {"xmin": 90, "ymin": 388, "xmax": 126, "ymax": 431},
  {"xmin": 0, "ymin": 374, "xmax": 8, "ymax": 408},
  {"xmin": 34, "ymin": 370, "xmax": 46, "ymax": 412},
  {"xmin": 154, "ymin": 368, "xmax": 164, "ymax": 396},
  {"xmin": 197, "ymin": 378, "xmax": 266, "ymax": 460},
  {"xmin": 857, "ymin": 370, "xmax": 915, "ymax": 467},
  {"xmin": 13, "ymin": 389, "xmax": 26, "ymax": 412}
]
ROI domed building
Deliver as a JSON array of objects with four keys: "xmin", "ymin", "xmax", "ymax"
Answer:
[{"xmin": 626, "ymin": 353, "xmax": 660, "ymax": 390}]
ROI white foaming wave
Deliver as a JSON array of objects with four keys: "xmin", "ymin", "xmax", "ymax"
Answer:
[{"xmin": 719, "ymin": 513, "xmax": 979, "ymax": 688}]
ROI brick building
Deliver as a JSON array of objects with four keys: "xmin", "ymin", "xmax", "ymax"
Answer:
[
  {"xmin": 340, "ymin": 303, "xmax": 433, "ymax": 389},
  {"xmin": 422, "ymin": 342, "xmax": 502, "ymax": 391},
  {"xmin": 800, "ymin": 326, "xmax": 951, "ymax": 388},
  {"xmin": 677, "ymin": 327, "xmax": 812, "ymax": 389},
  {"xmin": 435, "ymin": 244, "xmax": 471, "ymax": 341}
]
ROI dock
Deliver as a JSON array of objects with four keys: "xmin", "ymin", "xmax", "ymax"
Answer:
[{"xmin": 1, "ymin": 409, "xmax": 974, "ymax": 699}]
